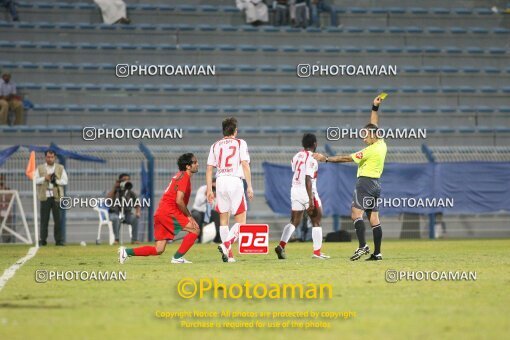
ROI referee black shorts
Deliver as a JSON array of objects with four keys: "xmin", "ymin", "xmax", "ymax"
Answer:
[{"xmin": 351, "ymin": 176, "xmax": 381, "ymax": 212}]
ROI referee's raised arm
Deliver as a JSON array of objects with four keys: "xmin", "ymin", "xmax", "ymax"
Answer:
[{"xmin": 370, "ymin": 96, "xmax": 383, "ymax": 127}]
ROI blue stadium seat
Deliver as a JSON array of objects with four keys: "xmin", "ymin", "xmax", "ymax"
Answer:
[
  {"xmin": 319, "ymin": 86, "xmax": 337, "ymax": 93},
  {"xmin": 260, "ymin": 45, "xmax": 278, "ymax": 52},
  {"xmin": 474, "ymin": 8, "xmax": 493, "ymax": 15},
  {"xmin": 480, "ymin": 87, "xmax": 497, "ymax": 93},
  {"xmin": 367, "ymin": 26, "xmax": 385, "ymax": 33},
  {"xmin": 431, "ymin": 8, "xmax": 450, "ymax": 15},
  {"xmin": 370, "ymin": 8, "xmax": 388, "ymax": 14},
  {"xmin": 437, "ymin": 127, "xmax": 456, "ymax": 133},
  {"xmin": 459, "ymin": 106, "xmax": 475, "ymax": 113},
  {"xmin": 346, "ymin": 27, "xmax": 364, "ymax": 33},
  {"xmin": 483, "ymin": 67, "xmax": 501, "ymax": 74},
  {"xmin": 419, "ymin": 107, "xmax": 435, "ymax": 113},
  {"xmin": 400, "ymin": 106, "xmax": 417, "ymax": 114},
  {"xmin": 493, "ymin": 28, "xmax": 510, "ymax": 34},
  {"xmin": 259, "ymin": 85, "xmax": 276, "ymax": 92},
  {"xmin": 323, "ymin": 46, "xmax": 341, "ymax": 53},
  {"xmin": 421, "ymin": 87, "xmax": 438, "ymax": 93},
  {"xmin": 300, "ymin": 86, "xmax": 316, "ymax": 93},
  {"xmin": 445, "ymin": 47, "xmax": 462, "ymax": 54},
  {"xmin": 385, "ymin": 47, "xmax": 403, "ymax": 53},
  {"xmin": 462, "ymin": 67, "xmax": 480, "ymax": 73},
  {"xmin": 410, "ymin": 8, "xmax": 427, "ymax": 14},
  {"xmin": 318, "ymin": 106, "xmax": 336, "ymax": 113},
  {"xmin": 402, "ymin": 86, "xmax": 419, "ymax": 93},
  {"xmin": 467, "ymin": 47, "xmax": 484, "ymax": 54},
  {"xmin": 349, "ymin": 7, "xmax": 367, "ymax": 14},
  {"xmin": 198, "ymin": 24, "xmax": 216, "ymax": 32},
  {"xmin": 477, "ymin": 106, "xmax": 494, "ymax": 113},
  {"xmin": 299, "ymin": 106, "xmax": 317, "ymax": 113},
  {"xmin": 388, "ymin": 27, "xmax": 405, "ymax": 33},
  {"xmin": 454, "ymin": 8, "xmax": 473, "ymax": 15},
  {"xmin": 459, "ymin": 86, "xmax": 476, "ymax": 93},
  {"xmin": 489, "ymin": 48, "xmax": 506, "ymax": 55},
  {"xmin": 439, "ymin": 106, "xmax": 456, "ymax": 113},
  {"xmin": 303, "ymin": 46, "xmax": 321, "ymax": 52},
  {"xmin": 280, "ymin": 126, "xmax": 299, "ymax": 133},
  {"xmin": 340, "ymin": 106, "xmax": 357, "ymax": 113},
  {"xmin": 427, "ymin": 27, "xmax": 446, "ymax": 34},
  {"xmin": 406, "ymin": 27, "xmax": 423, "ymax": 33},
  {"xmin": 450, "ymin": 27, "xmax": 467, "ymax": 34},
  {"xmin": 458, "ymin": 127, "xmax": 476, "ymax": 133},
  {"xmin": 282, "ymin": 45, "xmax": 299, "ymax": 52},
  {"xmin": 216, "ymin": 45, "xmax": 236, "ymax": 51},
  {"xmin": 345, "ymin": 46, "xmax": 362, "ymax": 53},
  {"xmin": 388, "ymin": 7, "xmax": 406, "ymax": 14},
  {"xmin": 495, "ymin": 127, "xmax": 510, "ymax": 133},
  {"xmin": 476, "ymin": 127, "xmax": 495, "ymax": 133}
]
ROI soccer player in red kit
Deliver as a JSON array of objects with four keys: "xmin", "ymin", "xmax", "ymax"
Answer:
[{"xmin": 118, "ymin": 153, "xmax": 200, "ymax": 264}]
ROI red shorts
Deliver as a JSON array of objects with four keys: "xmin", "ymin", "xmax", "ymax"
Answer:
[{"xmin": 154, "ymin": 212, "xmax": 189, "ymax": 241}]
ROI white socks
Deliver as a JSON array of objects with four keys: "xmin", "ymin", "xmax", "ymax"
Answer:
[
  {"xmin": 219, "ymin": 225, "xmax": 229, "ymax": 243},
  {"xmin": 226, "ymin": 223, "xmax": 240, "ymax": 244},
  {"xmin": 280, "ymin": 223, "xmax": 296, "ymax": 244},
  {"xmin": 312, "ymin": 227, "xmax": 322, "ymax": 251}
]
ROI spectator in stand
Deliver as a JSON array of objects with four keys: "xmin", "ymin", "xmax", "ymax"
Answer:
[
  {"xmin": 294, "ymin": 0, "xmax": 308, "ymax": 28},
  {"xmin": 1, "ymin": 0, "xmax": 19, "ymax": 21},
  {"xmin": 0, "ymin": 72, "xmax": 24, "ymax": 125},
  {"xmin": 310, "ymin": 0, "xmax": 338, "ymax": 28},
  {"xmin": 94, "ymin": 0, "xmax": 131, "ymax": 24},
  {"xmin": 236, "ymin": 0, "xmax": 269, "ymax": 26},
  {"xmin": 274, "ymin": 0, "xmax": 289, "ymax": 26}
]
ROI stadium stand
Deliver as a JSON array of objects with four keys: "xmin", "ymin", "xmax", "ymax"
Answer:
[{"xmin": 1, "ymin": 0, "xmax": 509, "ymax": 242}]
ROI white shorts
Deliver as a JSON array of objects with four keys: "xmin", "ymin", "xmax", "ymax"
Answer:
[
  {"xmin": 290, "ymin": 187, "xmax": 322, "ymax": 211},
  {"xmin": 215, "ymin": 176, "xmax": 247, "ymax": 215}
]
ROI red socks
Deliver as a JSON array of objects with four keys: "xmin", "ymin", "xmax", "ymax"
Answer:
[
  {"xmin": 132, "ymin": 246, "xmax": 158, "ymax": 256},
  {"xmin": 175, "ymin": 233, "xmax": 198, "ymax": 257},
  {"xmin": 279, "ymin": 241, "xmax": 287, "ymax": 248}
]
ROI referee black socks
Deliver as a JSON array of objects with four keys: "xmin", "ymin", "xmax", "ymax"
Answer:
[
  {"xmin": 353, "ymin": 218, "xmax": 366, "ymax": 248},
  {"xmin": 372, "ymin": 224, "xmax": 382, "ymax": 255}
]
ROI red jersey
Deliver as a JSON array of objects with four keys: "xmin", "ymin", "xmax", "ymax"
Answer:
[{"xmin": 156, "ymin": 171, "xmax": 191, "ymax": 215}]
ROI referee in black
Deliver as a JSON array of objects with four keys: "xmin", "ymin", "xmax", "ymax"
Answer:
[{"xmin": 314, "ymin": 96, "xmax": 387, "ymax": 261}]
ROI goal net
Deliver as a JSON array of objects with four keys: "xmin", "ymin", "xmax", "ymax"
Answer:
[{"xmin": 0, "ymin": 190, "xmax": 33, "ymax": 244}]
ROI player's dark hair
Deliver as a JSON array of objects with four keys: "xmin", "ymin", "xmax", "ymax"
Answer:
[
  {"xmin": 302, "ymin": 133, "xmax": 317, "ymax": 149},
  {"xmin": 118, "ymin": 173, "xmax": 130, "ymax": 180},
  {"xmin": 364, "ymin": 123, "xmax": 379, "ymax": 137},
  {"xmin": 44, "ymin": 150, "xmax": 56, "ymax": 156},
  {"xmin": 178, "ymin": 153, "xmax": 195, "ymax": 171},
  {"xmin": 222, "ymin": 117, "xmax": 238, "ymax": 136}
]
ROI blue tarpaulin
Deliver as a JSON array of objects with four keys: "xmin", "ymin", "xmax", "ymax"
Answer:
[
  {"xmin": 27, "ymin": 143, "xmax": 106, "ymax": 163},
  {"xmin": 263, "ymin": 161, "xmax": 510, "ymax": 216},
  {"xmin": 0, "ymin": 145, "xmax": 20, "ymax": 167}
]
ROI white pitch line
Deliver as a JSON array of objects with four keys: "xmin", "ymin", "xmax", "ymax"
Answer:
[{"xmin": 0, "ymin": 246, "xmax": 38, "ymax": 292}]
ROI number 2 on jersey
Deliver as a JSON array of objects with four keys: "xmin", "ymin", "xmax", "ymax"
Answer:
[{"xmin": 219, "ymin": 146, "xmax": 237, "ymax": 168}]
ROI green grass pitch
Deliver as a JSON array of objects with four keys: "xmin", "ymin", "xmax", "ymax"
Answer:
[{"xmin": 0, "ymin": 239, "xmax": 509, "ymax": 339}]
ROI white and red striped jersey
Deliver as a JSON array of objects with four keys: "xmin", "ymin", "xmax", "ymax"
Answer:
[
  {"xmin": 291, "ymin": 150, "xmax": 318, "ymax": 191},
  {"xmin": 207, "ymin": 137, "xmax": 250, "ymax": 178}
]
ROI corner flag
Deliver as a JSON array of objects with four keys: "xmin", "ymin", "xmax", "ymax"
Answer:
[
  {"xmin": 25, "ymin": 151, "xmax": 36, "ymax": 180},
  {"xmin": 25, "ymin": 151, "xmax": 39, "ymax": 246}
]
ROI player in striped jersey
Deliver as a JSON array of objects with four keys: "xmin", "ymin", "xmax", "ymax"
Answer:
[
  {"xmin": 275, "ymin": 133, "xmax": 330, "ymax": 260},
  {"xmin": 206, "ymin": 117, "xmax": 254, "ymax": 263}
]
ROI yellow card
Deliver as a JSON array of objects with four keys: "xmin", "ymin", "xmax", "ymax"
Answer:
[{"xmin": 378, "ymin": 92, "xmax": 388, "ymax": 100}]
